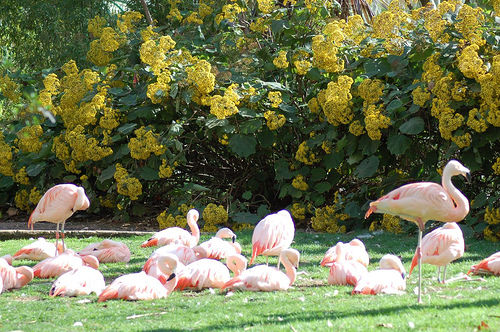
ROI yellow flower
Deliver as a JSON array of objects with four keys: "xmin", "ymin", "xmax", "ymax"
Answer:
[
  {"xmin": 292, "ymin": 174, "xmax": 309, "ymax": 191},
  {"xmin": 349, "ymin": 120, "xmax": 366, "ymax": 136},
  {"xmin": 88, "ymin": 15, "xmax": 107, "ymax": 38},
  {"xmin": 29, "ymin": 187, "xmax": 42, "ymax": 205},
  {"xmin": 358, "ymin": 79, "xmax": 384, "ymax": 105},
  {"xmin": 273, "ymin": 51, "xmax": 289, "ymax": 69},
  {"xmin": 492, "ymin": 157, "xmax": 500, "ymax": 175},
  {"xmin": 295, "ymin": 141, "xmax": 319, "ymax": 165},
  {"xmin": 485, "ymin": 207, "xmax": 500, "ymax": 225},
  {"xmin": 128, "ymin": 127, "xmax": 166, "ymax": 160},
  {"xmin": 159, "ymin": 159, "xmax": 174, "ymax": 178},
  {"xmin": 117, "ymin": 11, "xmax": 143, "ymax": 34},
  {"xmin": 210, "ymin": 95, "xmax": 239, "ymax": 119},
  {"xmin": 263, "ymin": 111, "xmax": 286, "ymax": 130},
  {"xmin": 15, "ymin": 190, "xmax": 30, "ymax": 211},
  {"xmin": 257, "ymin": 0, "xmax": 274, "ymax": 13},
  {"xmin": 291, "ymin": 203, "xmax": 305, "ymax": 220},
  {"xmin": 318, "ymin": 75, "xmax": 354, "ymax": 125},
  {"xmin": 14, "ymin": 167, "xmax": 30, "ymax": 185},
  {"xmin": 15, "ymin": 125, "xmax": 43, "ymax": 153},
  {"xmin": 294, "ymin": 60, "xmax": 312, "ymax": 75},
  {"xmin": 202, "ymin": 203, "xmax": 228, "ymax": 230},
  {"xmin": 268, "ymin": 91, "xmax": 282, "ymax": 108}
]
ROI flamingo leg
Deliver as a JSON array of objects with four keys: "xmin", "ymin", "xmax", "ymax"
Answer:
[
  {"xmin": 437, "ymin": 266, "xmax": 441, "ymax": 283},
  {"xmin": 417, "ymin": 227, "xmax": 423, "ymax": 304},
  {"xmin": 266, "ymin": 256, "xmax": 269, "ymax": 266},
  {"xmin": 277, "ymin": 256, "xmax": 281, "ymax": 269},
  {"xmin": 55, "ymin": 223, "xmax": 60, "ymax": 256},
  {"xmin": 61, "ymin": 221, "xmax": 66, "ymax": 253},
  {"xmin": 442, "ymin": 265, "xmax": 447, "ymax": 283}
]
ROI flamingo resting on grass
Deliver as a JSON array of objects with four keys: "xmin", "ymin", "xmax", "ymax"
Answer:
[
  {"xmin": 250, "ymin": 210, "xmax": 295, "ymax": 266},
  {"xmin": 77, "ymin": 239, "xmax": 131, "ymax": 263},
  {"xmin": 468, "ymin": 252, "xmax": 500, "ymax": 276},
  {"xmin": 193, "ymin": 228, "xmax": 242, "ymax": 260},
  {"xmin": 0, "ymin": 256, "xmax": 33, "ymax": 292},
  {"xmin": 50, "ymin": 266, "xmax": 105, "ymax": 297},
  {"xmin": 328, "ymin": 243, "xmax": 368, "ymax": 286},
  {"xmin": 13, "ymin": 237, "xmax": 63, "ymax": 261},
  {"xmin": 32, "ymin": 249, "xmax": 99, "ymax": 278},
  {"xmin": 365, "ymin": 160, "xmax": 470, "ymax": 303},
  {"xmin": 222, "ymin": 248, "xmax": 300, "ymax": 292},
  {"xmin": 352, "ymin": 254, "xmax": 406, "ymax": 295},
  {"xmin": 321, "ymin": 239, "xmax": 369, "ymax": 267},
  {"xmin": 28, "ymin": 184, "xmax": 90, "ymax": 255},
  {"xmin": 409, "ymin": 222, "xmax": 464, "ymax": 283},
  {"xmin": 141, "ymin": 209, "xmax": 200, "ymax": 248},
  {"xmin": 143, "ymin": 244, "xmax": 197, "ymax": 282}
]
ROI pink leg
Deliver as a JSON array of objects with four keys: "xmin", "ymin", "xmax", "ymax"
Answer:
[{"xmin": 55, "ymin": 223, "xmax": 60, "ymax": 256}]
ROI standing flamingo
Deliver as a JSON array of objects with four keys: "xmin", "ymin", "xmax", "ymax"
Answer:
[
  {"xmin": 222, "ymin": 248, "xmax": 300, "ymax": 292},
  {"xmin": 468, "ymin": 251, "xmax": 500, "ymax": 276},
  {"xmin": 328, "ymin": 243, "xmax": 368, "ymax": 286},
  {"xmin": 32, "ymin": 249, "xmax": 99, "ymax": 278},
  {"xmin": 250, "ymin": 210, "xmax": 295, "ymax": 266},
  {"xmin": 78, "ymin": 239, "xmax": 131, "ymax": 263},
  {"xmin": 13, "ymin": 237, "xmax": 63, "ymax": 261},
  {"xmin": 365, "ymin": 160, "xmax": 470, "ymax": 303},
  {"xmin": 193, "ymin": 228, "xmax": 242, "ymax": 260},
  {"xmin": 409, "ymin": 222, "xmax": 464, "ymax": 283},
  {"xmin": 98, "ymin": 254, "xmax": 179, "ymax": 302},
  {"xmin": 49, "ymin": 266, "xmax": 105, "ymax": 297},
  {"xmin": 352, "ymin": 254, "xmax": 406, "ymax": 295},
  {"xmin": 28, "ymin": 184, "xmax": 90, "ymax": 254},
  {"xmin": 141, "ymin": 209, "xmax": 200, "ymax": 248},
  {"xmin": 321, "ymin": 239, "xmax": 369, "ymax": 267},
  {"xmin": 0, "ymin": 256, "xmax": 34, "ymax": 291}
]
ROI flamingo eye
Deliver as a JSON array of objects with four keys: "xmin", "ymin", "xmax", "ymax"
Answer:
[{"xmin": 93, "ymin": 248, "xmax": 98, "ymax": 251}]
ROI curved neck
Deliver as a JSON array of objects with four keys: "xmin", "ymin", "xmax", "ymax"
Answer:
[
  {"xmin": 226, "ymin": 254, "xmax": 247, "ymax": 276},
  {"xmin": 281, "ymin": 253, "xmax": 296, "ymax": 285},
  {"xmin": 187, "ymin": 216, "xmax": 200, "ymax": 245},
  {"xmin": 442, "ymin": 170, "xmax": 469, "ymax": 222},
  {"xmin": 15, "ymin": 267, "xmax": 33, "ymax": 288}
]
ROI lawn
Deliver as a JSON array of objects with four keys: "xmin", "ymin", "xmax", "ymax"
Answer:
[{"xmin": 0, "ymin": 226, "xmax": 498, "ymax": 331}]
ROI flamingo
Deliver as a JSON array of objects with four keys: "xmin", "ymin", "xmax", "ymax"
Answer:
[
  {"xmin": 468, "ymin": 251, "xmax": 500, "ymax": 276},
  {"xmin": 328, "ymin": 243, "xmax": 368, "ymax": 286},
  {"xmin": 365, "ymin": 159, "xmax": 470, "ymax": 303},
  {"xmin": 77, "ymin": 239, "xmax": 131, "ymax": 263},
  {"xmin": 222, "ymin": 248, "xmax": 300, "ymax": 292},
  {"xmin": 321, "ymin": 239, "xmax": 369, "ymax": 267},
  {"xmin": 175, "ymin": 259, "xmax": 231, "ymax": 290},
  {"xmin": 409, "ymin": 222, "xmax": 464, "ymax": 283},
  {"xmin": 49, "ymin": 266, "xmax": 105, "ymax": 297},
  {"xmin": 193, "ymin": 228, "xmax": 242, "ymax": 260},
  {"xmin": 250, "ymin": 210, "xmax": 295, "ymax": 266},
  {"xmin": 352, "ymin": 254, "xmax": 406, "ymax": 295},
  {"xmin": 98, "ymin": 254, "xmax": 179, "ymax": 302},
  {"xmin": 13, "ymin": 237, "xmax": 63, "ymax": 261},
  {"xmin": 141, "ymin": 209, "xmax": 200, "ymax": 248},
  {"xmin": 28, "ymin": 184, "xmax": 90, "ymax": 254},
  {"xmin": 32, "ymin": 249, "xmax": 99, "ymax": 278},
  {"xmin": 0, "ymin": 256, "xmax": 33, "ymax": 291}
]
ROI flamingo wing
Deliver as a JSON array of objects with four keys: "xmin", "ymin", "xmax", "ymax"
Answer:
[{"xmin": 251, "ymin": 212, "xmax": 295, "ymax": 264}]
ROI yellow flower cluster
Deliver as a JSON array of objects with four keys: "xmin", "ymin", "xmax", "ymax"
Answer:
[
  {"xmin": 88, "ymin": 15, "xmax": 107, "ymax": 38},
  {"xmin": 480, "ymin": 55, "xmax": 500, "ymax": 127},
  {"xmin": 198, "ymin": 1, "xmax": 213, "ymax": 19},
  {"xmin": 456, "ymin": 4, "xmax": 485, "ymax": 46},
  {"xmin": 295, "ymin": 141, "xmax": 319, "ymax": 165},
  {"xmin": 364, "ymin": 104, "xmax": 391, "ymax": 141},
  {"xmin": 159, "ymin": 159, "xmax": 174, "ymax": 178},
  {"xmin": 321, "ymin": 141, "xmax": 332, "ymax": 154},
  {"xmin": 451, "ymin": 133, "xmax": 471, "ymax": 149},
  {"xmin": 187, "ymin": 60, "xmax": 215, "ymax": 105},
  {"xmin": 29, "ymin": 187, "xmax": 42, "ymax": 206},
  {"xmin": 485, "ymin": 207, "xmax": 500, "ymax": 225},
  {"xmin": 215, "ymin": 4, "xmax": 243, "ymax": 25},
  {"xmin": 257, "ymin": 0, "xmax": 274, "ymax": 14},
  {"xmin": 381, "ymin": 214, "xmax": 403, "ymax": 234},
  {"xmin": 263, "ymin": 111, "xmax": 286, "ymax": 130},
  {"xmin": 0, "ymin": 132, "xmax": 14, "ymax": 176},
  {"xmin": 140, "ymin": 35, "xmax": 176, "ymax": 76},
  {"xmin": 291, "ymin": 203, "xmax": 305, "ymax": 220},
  {"xmin": 311, "ymin": 204, "xmax": 348, "ymax": 233},
  {"xmin": 99, "ymin": 107, "xmax": 120, "ymax": 130},
  {"xmin": 99, "ymin": 194, "xmax": 115, "ymax": 209},
  {"xmin": 358, "ymin": 79, "xmax": 384, "ymax": 106},
  {"xmin": 117, "ymin": 11, "xmax": 143, "ymax": 34},
  {"xmin": 372, "ymin": 3, "xmax": 409, "ymax": 55},
  {"xmin": 292, "ymin": 174, "xmax": 309, "ymax": 191},
  {"xmin": 128, "ymin": 126, "xmax": 166, "ymax": 160},
  {"xmin": 14, "ymin": 166, "xmax": 29, "ymax": 185},
  {"xmin": 202, "ymin": 203, "xmax": 228, "ymax": 232},
  {"xmin": 457, "ymin": 44, "xmax": 487, "ymax": 80},
  {"xmin": 250, "ymin": 17, "xmax": 269, "ymax": 33},
  {"xmin": 311, "ymin": 35, "xmax": 344, "ymax": 73},
  {"xmin": 421, "ymin": 1, "xmax": 456, "ymax": 43},
  {"xmin": 184, "ymin": 12, "xmax": 203, "ymax": 25},
  {"xmin": 294, "ymin": 60, "xmax": 311, "ymax": 75},
  {"xmin": 15, "ymin": 189, "xmax": 29, "ymax": 211},
  {"xmin": 0, "ymin": 74, "xmax": 21, "ymax": 102},
  {"xmin": 157, "ymin": 206, "xmax": 192, "ymax": 229},
  {"xmin": 267, "ymin": 91, "xmax": 282, "ymax": 108},
  {"xmin": 343, "ymin": 15, "xmax": 367, "ymax": 45},
  {"xmin": 483, "ymin": 225, "xmax": 500, "ymax": 242},
  {"xmin": 273, "ymin": 51, "xmax": 289, "ymax": 69},
  {"xmin": 100, "ymin": 27, "xmax": 123, "ymax": 52},
  {"xmin": 210, "ymin": 93, "xmax": 239, "ymax": 119},
  {"xmin": 15, "ymin": 125, "xmax": 43, "ymax": 153},
  {"xmin": 39, "ymin": 73, "xmax": 60, "ymax": 107},
  {"xmin": 65, "ymin": 125, "xmax": 113, "ymax": 163},
  {"xmin": 492, "ymin": 158, "xmax": 500, "ymax": 175},
  {"xmin": 114, "ymin": 163, "xmax": 142, "ymax": 200},
  {"xmin": 412, "ymin": 86, "xmax": 431, "ymax": 107},
  {"xmin": 307, "ymin": 98, "xmax": 320, "ymax": 114},
  {"xmin": 349, "ymin": 120, "xmax": 366, "ymax": 136},
  {"xmin": 219, "ymin": 134, "xmax": 229, "ymax": 145},
  {"xmin": 317, "ymin": 75, "xmax": 353, "ymax": 125},
  {"xmin": 87, "ymin": 40, "xmax": 113, "ymax": 66}
]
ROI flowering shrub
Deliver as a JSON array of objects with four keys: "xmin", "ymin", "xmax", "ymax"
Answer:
[{"xmin": 0, "ymin": 1, "xmax": 498, "ymax": 237}]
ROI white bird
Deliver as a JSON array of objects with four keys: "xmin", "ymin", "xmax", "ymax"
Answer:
[
  {"xmin": 141, "ymin": 209, "xmax": 200, "ymax": 248},
  {"xmin": 352, "ymin": 254, "xmax": 406, "ymax": 295},
  {"xmin": 49, "ymin": 266, "xmax": 105, "ymax": 297}
]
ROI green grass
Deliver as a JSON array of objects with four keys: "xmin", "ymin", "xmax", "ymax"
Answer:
[{"xmin": 0, "ymin": 228, "xmax": 498, "ymax": 331}]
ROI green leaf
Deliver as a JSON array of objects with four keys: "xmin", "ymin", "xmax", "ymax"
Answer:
[
  {"xmin": 275, "ymin": 159, "xmax": 293, "ymax": 180},
  {"xmin": 26, "ymin": 162, "xmax": 47, "ymax": 176},
  {"xmin": 139, "ymin": 166, "xmax": 159, "ymax": 180},
  {"xmin": 399, "ymin": 117, "xmax": 424, "ymax": 135},
  {"xmin": 472, "ymin": 192, "xmax": 487, "ymax": 209},
  {"xmin": 323, "ymin": 152, "xmax": 343, "ymax": 169},
  {"xmin": 240, "ymin": 119, "xmax": 262, "ymax": 134},
  {"xmin": 183, "ymin": 183, "xmax": 210, "ymax": 192},
  {"xmin": 205, "ymin": 117, "xmax": 228, "ymax": 129},
  {"xmin": 345, "ymin": 201, "xmax": 361, "ymax": 218},
  {"xmin": 229, "ymin": 135, "xmax": 256, "ymax": 158},
  {"xmin": 271, "ymin": 20, "xmax": 289, "ymax": 35},
  {"xmin": 386, "ymin": 99, "xmax": 403, "ymax": 111},
  {"xmin": 98, "ymin": 165, "xmax": 116, "ymax": 183},
  {"xmin": 258, "ymin": 130, "xmax": 275, "ymax": 148},
  {"xmin": 119, "ymin": 93, "xmax": 138, "ymax": 106},
  {"xmin": 232, "ymin": 212, "xmax": 261, "ymax": 224},
  {"xmin": 242, "ymin": 191, "xmax": 252, "ymax": 200},
  {"xmin": 169, "ymin": 83, "xmax": 179, "ymax": 98},
  {"xmin": 117, "ymin": 123, "xmax": 137, "ymax": 135},
  {"xmin": 311, "ymin": 168, "xmax": 326, "ymax": 182},
  {"xmin": 314, "ymin": 182, "xmax": 331, "ymax": 193},
  {"xmin": 355, "ymin": 156, "xmax": 379, "ymax": 178},
  {"xmin": 0, "ymin": 176, "xmax": 13, "ymax": 189},
  {"xmin": 387, "ymin": 134, "xmax": 411, "ymax": 155}
]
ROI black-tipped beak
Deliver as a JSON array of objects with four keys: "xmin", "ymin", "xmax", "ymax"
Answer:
[
  {"xmin": 231, "ymin": 235, "xmax": 236, "ymax": 243},
  {"xmin": 166, "ymin": 273, "xmax": 176, "ymax": 281},
  {"xmin": 465, "ymin": 172, "xmax": 471, "ymax": 183},
  {"xmin": 402, "ymin": 273, "xmax": 406, "ymax": 279}
]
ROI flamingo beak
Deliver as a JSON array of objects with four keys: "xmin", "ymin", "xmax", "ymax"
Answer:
[
  {"xmin": 465, "ymin": 172, "xmax": 471, "ymax": 183},
  {"xmin": 231, "ymin": 235, "xmax": 236, "ymax": 243},
  {"xmin": 166, "ymin": 273, "xmax": 176, "ymax": 281}
]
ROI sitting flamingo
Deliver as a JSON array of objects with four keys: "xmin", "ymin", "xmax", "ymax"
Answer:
[
  {"xmin": 352, "ymin": 254, "xmax": 406, "ymax": 295},
  {"xmin": 50, "ymin": 266, "xmax": 105, "ymax": 297},
  {"xmin": 78, "ymin": 239, "xmax": 131, "ymax": 263},
  {"xmin": 0, "ymin": 256, "xmax": 33, "ymax": 292},
  {"xmin": 222, "ymin": 248, "xmax": 300, "ymax": 292},
  {"xmin": 141, "ymin": 209, "xmax": 200, "ymax": 248},
  {"xmin": 321, "ymin": 239, "xmax": 369, "ymax": 267},
  {"xmin": 328, "ymin": 243, "xmax": 368, "ymax": 286},
  {"xmin": 143, "ymin": 244, "xmax": 198, "ymax": 282},
  {"xmin": 32, "ymin": 249, "xmax": 99, "ymax": 278},
  {"xmin": 468, "ymin": 251, "xmax": 500, "ymax": 276},
  {"xmin": 13, "ymin": 237, "xmax": 63, "ymax": 261},
  {"xmin": 193, "ymin": 228, "xmax": 242, "ymax": 260}
]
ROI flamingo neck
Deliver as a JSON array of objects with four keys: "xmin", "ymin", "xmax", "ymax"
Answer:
[
  {"xmin": 164, "ymin": 275, "xmax": 178, "ymax": 294},
  {"xmin": 442, "ymin": 169, "xmax": 469, "ymax": 222},
  {"xmin": 281, "ymin": 253, "xmax": 296, "ymax": 285},
  {"xmin": 227, "ymin": 255, "xmax": 247, "ymax": 276},
  {"xmin": 188, "ymin": 217, "xmax": 200, "ymax": 245}
]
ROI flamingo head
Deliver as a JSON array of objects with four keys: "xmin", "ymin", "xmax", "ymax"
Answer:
[
  {"xmin": 379, "ymin": 254, "xmax": 406, "ymax": 277},
  {"xmin": 215, "ymin": 227, "xmax": 236, "ymax": 240},
  {"xmin": 445, "ymin": 160, "xmax": 471, "ymax": 182},
  {"xmin": 187, "ymin": 209, "xmax": 199, "ymax": 224}
]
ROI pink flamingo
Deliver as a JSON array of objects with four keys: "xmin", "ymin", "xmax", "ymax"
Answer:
[
  {"xmin": 321, "ymin": 239, "xmax": 369, "ymax": 267},
  {"xmin": 365, "ymin": 160, "xmax": 470, "ymax": 303},
  {"xmin": 28, "ymin": 184, "xmax": 90, "ymax": 254},
  {"xmin": 98, "ymin": 254, "xmax": 179, "ymax": 302},
  {"xmin": 468, "ymin": 252, "xmax": 500, "ymax": 276},
  {"xmin": 250, "ymin": 210, "xmax": 295, "ymax": 266},
  {"xmin": 49, "ymin": 266, "xmax": 105, "ymax": 297},
  {"xmin": 13, "ymin": 237, "xmax": 63, "ymax": 261},
  {"xmin": 143, "ymin": 243, "xmax": 197, "ymax": 281},
  {"xmin": 409, "ymin": 222, "xmax": 464, "ymax": 283},
  {"xmin": 222, "ymin": 248, "xmax": 300, "ymax": 292},
  {"xmin": 78, "ymin": 239, "xmax": 131, "ymax": 263},
  {"xmin": 32, "ymin": 249, "xmax": 99, "ymax": 278},
  {"xmin": 193, "ymin": 228, "xmax": 242, "ymax": 260},
  {"xmin": 0, "ymin": 256, "xmax": 33, "ymax": 292},
  {"xmin": 141, "ymin": 209, "xmax": 200, "ymax": 248},
  {"xmin": 328, "ymin": 243, "xmax": 368, "ymax": 286},
  {"xmin": 352, "ymin": 254, "xmax": 406, "ymax": 295}
]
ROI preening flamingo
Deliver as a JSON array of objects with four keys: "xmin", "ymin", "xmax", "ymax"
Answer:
[
  {"xmin": 352, "ymin": 254, "xmax": 406, "ymax": 295},
  {"xmin": 328, "ymin": 243, "xmax": 368, "ymax": 286},
  {"xmin": 321, "ymin": 239, "xmax": 369, "ymax": 267},
  {"xmin": 50, "ymin": 266, "xmax": 105, "ymax": 297},
  {"xmin": 222, "ymin": 248, "xmax": 300, "ymax": 292},
  {"xmin": 409, "ymin": 222, "xmax": 464, "ymax": 283},
  {"xmin": 468, "ymin": 251, "xmax": 500, "ymax": 276},
  {"xmin": 13, "ymin": 237, "xmax": 63, "ymax": 261},
  {"xmin": 78, "ymin": 239, "xmax": 131, "ymax": 263},
  {"xmin": 28, "ymin": 184, "xmax": 90, "ymax": 254},
  {"xmin": 365, "ymin": 160, "xmax": 470, "ymax": 303},
  {"xmin": 175, "ymin": 258, "xmax": 232, "ymax": 290},
  {"xmin": 32, "ymin": 249, "xmax": 99, "ymax": 278},
  {"xmin": 98, "ymin": 254, "xmax": 179, "ymax": 302},
  {"xmin": 141, "ymin": 209, "xmax": 200, "ymax": 248},
  {"xmin": 193, "ymin": 228, "xmax": 242, "ymax": 260},
  {"xmin": 142, "ymin": 243, "xmax": 197, "ymax": 281},
  {"xmin": 0, "ymin": 256, "xmax": 33, "ymax": 291},
  {"xmin": 250, "ymin": 210, "xmax": 295, "ymax": 266}
]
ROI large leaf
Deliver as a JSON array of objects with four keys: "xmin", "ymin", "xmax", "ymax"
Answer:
[
  {"xmin": 139, "ymin": 166, "xmax": 159, "ymax": 181},
  {"xmin": 323, "ymin": 152, "xmax": 343, "ymax": 169},
  {"xmin": 314, "ymin": 182, "xmax": 332, "ymax": 193},
  {"xmin": 117, "ymin": 123, "xmax": 137, "ymax": 135},
  {"xmin": 355, "ymin": 156, "xmax": 379, "ymax": 178},
  {"xmin": 98, "ymin": 165, "xmax": 116, "ymax": 183},
  {"xmin": 26, "ymin": 162, "xmax": 47, "ymax": 176},
  {"xmin": 387, "ymin": 134, "xmax": 411, "ymax": 155},
  {"xmin": 231, "ymin": 212, "xmax": 261, "ymax": 225},
  {"xmin": 399, "ymin": 117, "xmax": 424, "ymax": 135},
  {"xmin": 229, "ymin": 135, "xmax": 256, "ymax": 158}
]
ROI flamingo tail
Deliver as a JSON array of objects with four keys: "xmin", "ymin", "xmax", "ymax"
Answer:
[
  {"xmin": 98, "ymin": 287, "xmax": 118, "ymax": 302},
  {"xmin": 175, "ymin": 276, "xmax": 192, "ymax": 291},
  {"xmin": 141, "ymin": 238, "xmax": 158, "ymax": 248},
  {"xmin": 409, "ymin": 249, "xmax": 419, "ymax": 276},
  {"xmin": 249, "ymin": 243, "xmax": 261, "ymax": 265},
  {"xmin": 352, "ymin": 287, "xmax": 375, "ymax": 295},
  {"xmin": 221, "ymin": 277, "xmax": 241, "ymax": 290},
  {"xmin": 13, "ymin": 248, "xmax": 32, "ymax": 259},
  {"xmin": 33, "ymin": 268, "xmax": 42, "ymax": 278}
]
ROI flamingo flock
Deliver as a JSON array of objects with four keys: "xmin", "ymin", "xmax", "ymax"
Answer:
[{"xmin": 0, "ymin": 160, "xmax": 498, "ymax": 305}]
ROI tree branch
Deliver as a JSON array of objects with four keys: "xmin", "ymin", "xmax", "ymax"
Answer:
[{"xmin": 139, "ymin": 0, "xmax": 153, "ymax": 26}]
